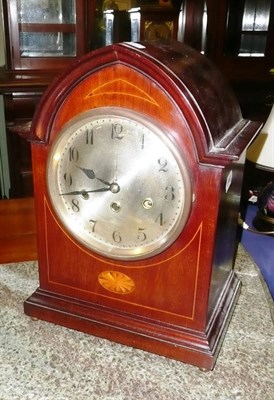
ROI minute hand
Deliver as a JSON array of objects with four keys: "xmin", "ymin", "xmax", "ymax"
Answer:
[{"xmin": 60, "ymin": 187, "xmax": 111, "ymax": 196}]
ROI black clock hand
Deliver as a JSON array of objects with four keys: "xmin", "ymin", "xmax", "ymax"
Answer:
[
  {"xmin": 60, "ymin": 181, "xmax": 120, "ymax": 196},
  {"xmin": 60, "ymin": 187, "xmax": 111, "ymax": 196},
  {"xmin": 77, "ymin": 167, "xmax": 111, "ymax": 186},
  {"xmin": 77, "ymin": 166, "xmax": 96, "ymax": 179}
]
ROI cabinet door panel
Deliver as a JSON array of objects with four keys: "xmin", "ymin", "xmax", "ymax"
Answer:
[{"xmin": 3, "ymin": 0, "xmax": 87, "ymax": 71}]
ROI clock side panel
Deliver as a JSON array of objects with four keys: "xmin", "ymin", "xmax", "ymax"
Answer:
[{"xmin": 207, "ymin": 157, "xmax": 246, "ymax": 319}]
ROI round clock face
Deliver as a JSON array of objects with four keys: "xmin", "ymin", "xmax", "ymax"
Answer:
[{"xmin": 47, "ymin": 108, "xmax": 192, "ymax": 260}]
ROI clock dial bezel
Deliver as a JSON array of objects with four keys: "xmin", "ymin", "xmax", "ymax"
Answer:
[{"xmin": 46, "ymin": 107, "xmax": 192, "ymax": 261}]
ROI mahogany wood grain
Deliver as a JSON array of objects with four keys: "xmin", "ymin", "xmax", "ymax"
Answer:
[
  {"xmin": 0, "ymin": 198, "xmax": 37, "ymax": 263},
  {"xmin": 24, "ymin": 42, "xmax": 260, "ymax": 370}
]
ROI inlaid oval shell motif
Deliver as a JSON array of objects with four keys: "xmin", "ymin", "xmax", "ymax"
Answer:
[{"xmin": 98, "ymin": 271, "xmax": 135, "ymax": 294}]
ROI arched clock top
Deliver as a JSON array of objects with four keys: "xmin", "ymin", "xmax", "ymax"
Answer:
[
  {"xmin": 125, "ymin": 41, "xmax": 261, "ymax": 163},
  {"xmin": 31, "ymin": 41, "xmax": 261, "ymax": 165}
]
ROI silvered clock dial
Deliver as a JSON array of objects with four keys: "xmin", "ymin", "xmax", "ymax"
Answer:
[{"xmin": 47, "ymin": 107, "xmax": 192, "ymax": 260}]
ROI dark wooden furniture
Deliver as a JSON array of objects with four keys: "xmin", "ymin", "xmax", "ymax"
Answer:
[
  {"xmin": 0, "ymin": 0, "xmax": 273, "ymax": 198},
  {"xmin": 204, "ymin": 0, "xmax": 274, "ymax": 196},
  {"xmin": 0, "ymin": 0, "xmax": 95, "ymax": 198},
  {"xmin": 0, "ymin": 71, "xmax": 54, "ymax": 197},
  {"xmin": 0, "ymin": 197, "xmax": 37, "ymax": 263},
  {"xmin": 2, "ymin": 0, "xmax": 92, "ymax": 72},
  {"xmin": 24, "ymin": 41, "xmax": 260, "ymax": 370},
  {"xmin": 134, "ymin": 6, "xmax": 180, "ymax": 41},
  {"xmin": 206, "ymin": 0, "xmax": 274, "ymax": 121}
]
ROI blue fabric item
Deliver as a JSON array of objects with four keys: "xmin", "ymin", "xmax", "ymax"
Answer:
[{"xmin": 241, "ymin": 204, "xmax": 274, "ymax": 300}]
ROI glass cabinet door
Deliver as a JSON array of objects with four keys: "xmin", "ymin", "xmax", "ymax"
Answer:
[
  {"xmin": 224, "ymin": 0, "xmax": 271, "ymax": 57},
  {"xmin": 92, "ymin": 1, "xmax": 204, "ymax": 53},
  {"xmin": 209, "ymin": 0, "xmax": 274, "ymax": 80},
  {"xmin": 18, "ymin": 0, "xmax": 76, "ymax": 58},
  {"xmin": 93, "ymin": 0, "xmax": 134, "ymax": 50},
  {"xmin": 92, "ymin": 1, "xmax": 181, "ymax": 50},
  {"xmin": 4, "ymin": 0, "xmax": 88, "ymax": 71}
]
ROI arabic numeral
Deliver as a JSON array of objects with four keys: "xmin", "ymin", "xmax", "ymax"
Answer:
[
  {"xmin": 71, "ymin": 199, "xmax": 80, "ymax": 212},
  {"xmin": 69, "ymin": 146, "xmax": 79, "ymax": 162},
  {"xmin": 158, "ymin": 157, "xmax": 168, "ymax": 172},
  {"xmin": 63, "ymin": 173, "xmax": 72, "ymax": 186},
  {"xmin": 137, "ymin": 228, "xmax": 147, "ymax": 241},
  {"xmin": 85, "ymin": 128, "xmax": 94, "ymax": 145},
  {"xmin": 140, "ymin": 134, "xmax": 145, "ymax": 150},
  {"xmin": 155, "ymin": 213, "xmax": 164, "ymax": 226},
  {"xmin": 111, "ymin": 123, "xmax": 124, "ymax": 140},
  {"xmin": 89, "ymin": 219, "xmax": 97, "ymax": 232},
  {"xmin": 165, "ymin": 186, "xmax": 175, "ymax": 201},
  {"xmin": 112, "ymin": 231, "xmax": 122, "ymax": 243}
]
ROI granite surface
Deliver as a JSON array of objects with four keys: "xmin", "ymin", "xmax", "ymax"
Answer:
[{"xmin": 0, "ymin": 245, "xmax": 273, "ymax": 400}]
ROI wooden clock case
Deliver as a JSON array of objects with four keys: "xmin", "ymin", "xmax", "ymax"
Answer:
[{"xmin": 24, "ymin": 41, "xmax": 261, "ymax": 370}]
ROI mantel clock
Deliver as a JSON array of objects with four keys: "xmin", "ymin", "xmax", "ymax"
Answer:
[{"xmin": 24, "ymin": 41, "xmax": 261, "ymax": 370}]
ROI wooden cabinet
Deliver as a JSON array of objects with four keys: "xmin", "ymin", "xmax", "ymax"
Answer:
[
  {"xmin": 4, "ymin": 90, "xmax": 43, "ymax": 197},
  {"xmin": 129, "ymin": 6, "xmax": 180, "ymax": 41},
  {"xmin": 206, "ymin": 0, "xmax": 274, "ymax": 121},
  {"xmin": 0, "ymin": 70, "xmax": 54, "ymax": 197},
  {"xmin": 206, "ymin": 0, "xmax": 274, "ymax": 79},
  {"xmin": 0, "ymin": 0, "xmax": 273, "ymax": 198},
  {"xmin": 2, "ymin": 0, "xmax": 91, "ymax": 71},
  {"xmin": 0, "ymin": 0, "xmax": 95, "ymax": 198}
]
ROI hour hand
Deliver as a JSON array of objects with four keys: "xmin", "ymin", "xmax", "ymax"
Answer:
[
  {"xmin": 77, "ymin": 166, "xmax": 96, "ymax": 179},
  {"xmin": 77, "ymin": 166, "xmax": 111, "ymax": 186}
]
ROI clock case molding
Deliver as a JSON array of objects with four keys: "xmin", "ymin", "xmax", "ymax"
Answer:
[{"xmin": 24, "ymin": 41, "xmax": 261, "ymax": 370}]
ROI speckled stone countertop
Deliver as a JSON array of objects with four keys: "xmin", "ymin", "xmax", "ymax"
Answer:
[{"xmin": 0, "ymin": 244, "xmax": 273, "ymax": 400}]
